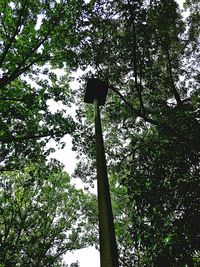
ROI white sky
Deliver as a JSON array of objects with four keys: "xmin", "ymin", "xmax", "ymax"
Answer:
[{"xmin": 64, "ymin": 247, "xmax": 100, "ymax": 267}]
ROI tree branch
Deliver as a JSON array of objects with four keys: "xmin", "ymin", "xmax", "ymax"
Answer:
[
  {"xmin": 127, "ymin": 0, "xmax": 146, "ymax": 116},
  {"xmin": 12, "ymin": 32, "xmax": 50, "ymax": 75},
  {"xmin": 1, "ymin": 19, "xmax": 10, "ymax": 38},
  {"xmin": 0, "ymin": 0, "xmax": 29, "ymax": 67},
  {"xmin": 0, "ymin": 129, "xmax": 72, "ymax": 144},
  {"xmin": 166, "ymin": 49, "xmax": 182, "ymax": 105},
  {"xmin": 0, "ymin": 54, "xmax": 46, "ymax": 88},
  {"xmin": 109, "ymin": 84, "xmax": 159, "ymax": 126},
  {"xmin": 0, "ymin": 97, "xmax": 23, "ymax": 102}
]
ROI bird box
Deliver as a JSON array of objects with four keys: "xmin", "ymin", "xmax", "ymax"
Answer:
[{"xmin": 84, "ymin": 78, "xmax": 108, "ymax": 106}]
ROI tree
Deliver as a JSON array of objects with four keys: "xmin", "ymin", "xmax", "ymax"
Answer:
[
  {"xmin": 0, "ymin": 0, "xmax": 88, "ymax": 170},
  {"xmin": 0, "ymin": 160, "xmax": 98, "ymax": 266},
  {"xmin": 70, "ymin": 0, "xmax": 200, "ymax": 265},
  {"xmin": 0, "ymin": 2, "xmax": 100, "ymax": 266},
  {"xmin": 111, "ymin": 127, "xmax": 199, "ymax": 266},
  {"xmin": 1, "ymin": 0, "xmax": 199, "ymax": 265}
]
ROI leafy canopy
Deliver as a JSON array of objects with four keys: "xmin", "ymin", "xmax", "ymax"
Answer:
[
  {"xmin": 70, "ymin": 0, "xmax": 200, "ymax": 266},
  {"xmin": 0, "ymin": 160, "xmax": 98, "ymax": 266},
  {"xmin": 0, "ymin": 0, "xmax": 87, "ymax": 170}
]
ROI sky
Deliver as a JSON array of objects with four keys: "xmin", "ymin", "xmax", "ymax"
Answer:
[
  {"xmin": 64, "ymin": 247, "xmax": 100, "ymax": 267},
  {"xmin": 50, "ymin": 0, "xmax": 185, "ymax": 266}
]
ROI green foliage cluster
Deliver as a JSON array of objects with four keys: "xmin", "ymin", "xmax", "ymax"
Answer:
[
  {"xmin": 0, "ymin": 0, "xmax": 82, "ymax": 170},
  {"xmin": 0, "ymin": 161, "xmax": 97, "ymax": 266}
]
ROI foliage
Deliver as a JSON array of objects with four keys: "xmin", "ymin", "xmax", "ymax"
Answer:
[
  {"xmin": 113, "ymin": 128, "xmax": 199, "ymax": 266},
  {"xmin": 0, "ymin": 0, "xmax": 199, "ymax": 265},
  {"xmin": 0, "ymin": 0, "xmax": 88, "ymax": 170},
  {"xmin": 0, "ymin": 160, "xmax": 98, "ymax": 266},
  {"xmin": 0, "ymin": 1, "xmax": 99, "ymax": 266},
  {"xmin": 70, "ymin": 0, "xmax": 200, "ymax": 266}
]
